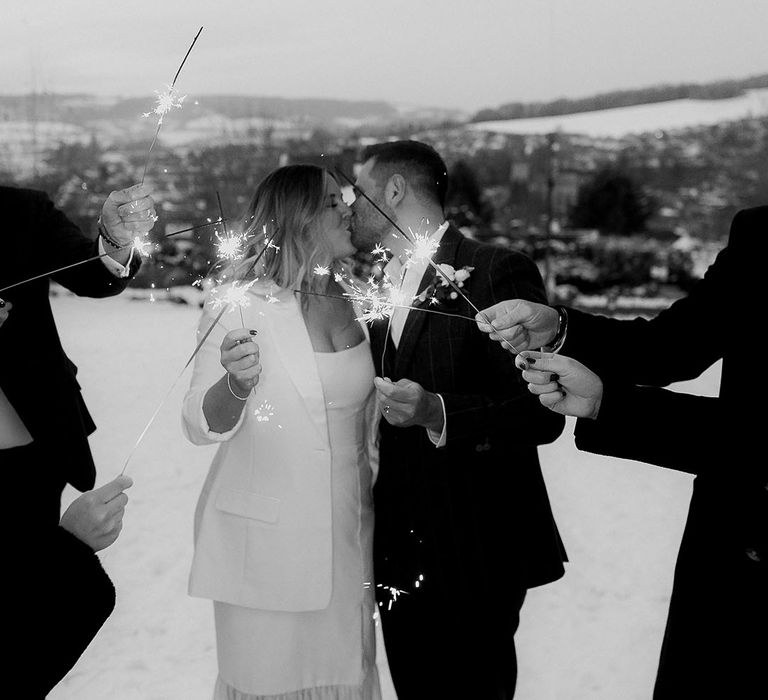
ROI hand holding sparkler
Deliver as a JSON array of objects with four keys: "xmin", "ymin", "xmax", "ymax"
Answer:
[
  {"xmin": 374, "ymin": 376, "xmax": 444, "ymax": 433},
  {"xmin": 99, "ymin": 183, "xmax": 157, "ymax": 265},
  {"xmin": 221, "ymin": 329, "xmax": 261, "ymax": 395},
  {"xmin": 476, "ymin": 299, "xmax": 561, "ymax": 354},
  {"xmin": 517, "ymin": 351, "xmax": 603, "ymax": 419},
  {"xmin": 59, "ymin": 475, "xmax": 133, "ymax": 552}
]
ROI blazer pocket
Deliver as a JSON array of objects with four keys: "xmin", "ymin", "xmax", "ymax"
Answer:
[{"xmin": 215, "ymin": 488, "xmax": 280, "ymax": 524}]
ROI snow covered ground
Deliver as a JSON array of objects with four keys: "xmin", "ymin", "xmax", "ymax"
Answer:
[
  {"xmin": 469, "ymin": 87, "xmax": 768, "ymax": 138},
  {"xmin": 47, "ymin": 293, "xmax": 717, "ymax": 700}
]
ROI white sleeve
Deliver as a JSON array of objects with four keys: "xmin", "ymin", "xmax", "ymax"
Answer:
[
  {"xmin": 181, "ymin": 302, "xmax": 247, "ymax": 445},
  {"xmin": 98, "ymin": 237, "xmax": 134, "ymax": 278},
  {"xmin": 425, "ymin": 393, "xmax": 447, "ymax": 448}
]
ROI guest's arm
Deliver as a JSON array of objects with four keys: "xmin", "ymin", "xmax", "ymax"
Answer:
[
  {"xmin": 26, "ymin": 186, "xmax": 154, "ymax": 296},
  {"xmin": 480, "ymin": 209, "xmax": 753, "ymax": 388},
  {"xmin": 520, "ymin": 352, "xmax": 764, "ymax": 483}
]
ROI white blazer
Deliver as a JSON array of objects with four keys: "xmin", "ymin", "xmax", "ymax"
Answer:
[{"xmin": 182, "ymin": 284, "xmax": 379, "ymax": 611}]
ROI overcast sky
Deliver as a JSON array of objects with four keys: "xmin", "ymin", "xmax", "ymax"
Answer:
[{"xmin": 2, "ymin": 0, "xmax": 768, "ymax": 112}]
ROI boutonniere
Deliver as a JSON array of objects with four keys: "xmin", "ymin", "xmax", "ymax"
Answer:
[{"xmin": 414, "ymin": 264, "xmax": 475, "ymax": 307}]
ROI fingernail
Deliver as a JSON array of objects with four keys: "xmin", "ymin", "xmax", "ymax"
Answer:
[
  {"xmin": 249, "ymin": 330, "xmax": 258, "ymax": 335},
  {"xmin": 550, "ymin": 373, "xmax": 559, "ymax": 382}
]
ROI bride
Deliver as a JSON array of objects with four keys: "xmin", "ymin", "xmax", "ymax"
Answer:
[{"xmin": 182, "ymin": 164, "xmax": 381, "ymax": 700}]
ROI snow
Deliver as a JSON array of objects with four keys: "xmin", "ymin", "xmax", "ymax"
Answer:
[
  {"xmin": 469, "ymin": 88, "xmax": 768, "ymax": 138},
  {"xmin": 46, "ymin": 293, "xmax": 716, "ymax": 700}
]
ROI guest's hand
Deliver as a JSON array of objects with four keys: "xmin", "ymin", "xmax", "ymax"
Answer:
[
  {"xmin": 101, "ymin": 183, "xmax": 157, "ymax": 247},
  {"xmin": 517, "ymin": 351, "xmax": 603, "ymax": 419},
  {"xmin": 60, "ymin": 475, "xmax": 134, "ymax": 552},
  {"xmin": 374, "ymin": 376, "xmax": 444, "ymax": 432},
  {"xmin": 476, "ymin": 300, "xmax": 558, "ymax": 352},
  {"xmin": 0, "ymin": 298, "xmax": 11, "ymax": 330},
  {"xmin": 220, "ymin": 328, "xmax": 261, "ymax": 394}
]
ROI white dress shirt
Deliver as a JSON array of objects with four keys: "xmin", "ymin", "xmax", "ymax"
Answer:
[{"xmin": 382, "ymin": 223, "xmax": 448, "ymax": 447}]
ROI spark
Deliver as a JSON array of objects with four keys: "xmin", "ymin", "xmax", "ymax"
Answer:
[
  {"xmin": 376, "ymin": 583, "xmax": 410, "ymax": 611},
  {"xmin": 313, "ymin": 264, "xmax": 330, "ymax": 276},
  {"xmin": 215, "ymin": 230, "xmax": 246, "ymax": 261},
  {"xmin": 265, "ymin": 293, "xmax": 280, "ymax": 304},
  {"xmin": 371, "ymin": 243, "xmax": 389, "ymax": 263},
  {"xmin": 337, "ymin": 270, "xmax": 413, "ymax": 323},
  {"xmin": 253, "ymin": 401, "xmax": 275, "ymax": 423},
  {"xmin": 210, "ymin": 279, "xmax": 256, "ymax": 311},
  {"xmin": 132, "ymin": 236, "xmax": 153, "ymax": 257},
  {"xmin": 143, "ymin": 85, "xmax": 187, "ymax": 123},
  {"xmin": 404, "ymin": 221, "xmax": 447, "ymax": 265}
]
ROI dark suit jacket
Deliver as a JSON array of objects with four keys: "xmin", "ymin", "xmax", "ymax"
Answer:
[
  {"xmin": 562, "ymin": 207, "xmax": 767, "ymax": 695},
  {"xmin": 0, "ymin": 186, "xmax": 138, "ymax": 491},
  {"xmin": 370, "ymin": 225, "xmax": 566, "ymax": 601}
]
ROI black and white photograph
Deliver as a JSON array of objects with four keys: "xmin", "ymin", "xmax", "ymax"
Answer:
[{"xmin": 1, "ymin": 1, "xmax": 766, "ymax": 698}]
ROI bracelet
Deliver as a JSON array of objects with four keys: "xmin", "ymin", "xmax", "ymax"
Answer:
[
  {"xmin": 227, "ymin": 373, "xmax": 250, "ymax": 400},
  {"xmin": 546, "ymin": 305, "xmax": 568, "ymax": 353},
  {"xmin": 98, "ymin": 217, "xmax": 124, "ymax": 248}
]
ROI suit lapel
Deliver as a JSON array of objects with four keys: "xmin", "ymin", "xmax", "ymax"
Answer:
[{"xmin": 394, "ymin": 225, "xmax": 464, "ymax": 378}]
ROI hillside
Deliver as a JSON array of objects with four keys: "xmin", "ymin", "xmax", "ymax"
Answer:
[
  {"xmin": 472, "ymin": 73, "xmax": 768, "ymax": 122},
  {"xmin": 0, "ymin": 93, "xmax": 463, "ymax": 130}
]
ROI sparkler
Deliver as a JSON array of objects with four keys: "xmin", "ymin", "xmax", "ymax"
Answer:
[
  {"xmin": 0, "ymin": 220, "xmax": 221, "ymax": 295},
  {"xmin": 336, "ymin": 169, "xmax": 525, "ymax": 361},
  {"xmin": 120, "ymin": 225, "xmax": 280, "ymax": 474},
  {"xmin": 295, "ymin": 288, "xmax": 476, "ymax": 323},
  {"xmin": 140, "ymin": 26, "xmax": 203, "ymax": 183}
]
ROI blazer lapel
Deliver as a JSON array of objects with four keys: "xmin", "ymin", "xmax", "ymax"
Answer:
[
  {"xmin": 263, "ymin": 290, "xmax": 328, "ymax": 445},
  {"xmin": 394, "ymin": 225, "xmax": 464, "ymax": 378}
]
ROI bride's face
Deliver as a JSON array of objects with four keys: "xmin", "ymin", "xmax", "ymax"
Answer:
[{"xmin": 315, "ymin": 173, "xmax": 355, "ymax": 261}]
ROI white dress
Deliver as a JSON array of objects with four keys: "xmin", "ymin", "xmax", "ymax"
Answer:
[{"xmin": 213, "ymin": 341, "xmax": 381, "ymax": 700}]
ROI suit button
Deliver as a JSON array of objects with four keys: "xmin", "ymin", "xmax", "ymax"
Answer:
[
  {"xmin": 475, "ymin": 444, "xmax": 483, "ymax": 453},
  {"xmin": 745, "ymin": 548, "xmax": 762, "ymax": 563}
]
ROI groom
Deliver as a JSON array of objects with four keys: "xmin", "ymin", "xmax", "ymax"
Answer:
[{"xmin": 350, "ymin": 140, "xmax": 567, "ymax": 699}]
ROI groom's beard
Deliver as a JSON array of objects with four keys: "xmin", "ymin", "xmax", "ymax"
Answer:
[{"xmin": 350, "ymin": 206, "xmax": 394, "ymax": 253}]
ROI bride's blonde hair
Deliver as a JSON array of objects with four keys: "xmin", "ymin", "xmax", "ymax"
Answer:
[{"xmin": 232, "ymin": 164, "xmax": 336, "ymax": 293}]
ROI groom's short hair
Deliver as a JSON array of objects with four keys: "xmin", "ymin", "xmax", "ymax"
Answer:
[{"xmin": 362, "ymin": 140, "xmax": 448, "ymax": 209}]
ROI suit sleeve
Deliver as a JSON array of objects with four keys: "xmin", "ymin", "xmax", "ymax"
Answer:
[
  {"xmin": 441, "ymin": 249, "xmax": 565, "ymax": 447},
  {"xmin": 562, "ymin": 209, "xmax": 747, "ymax": 387},
  {"xmin": 574, "ymin": 382, "xmax": 764, "ymax": 484},
  {"xmin": 30, "ymin": 190, "xmax": 140, "ymax": 297}
]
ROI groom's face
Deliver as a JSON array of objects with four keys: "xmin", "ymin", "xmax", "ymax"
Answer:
[{"xmin": 350, "ymin": 158, "xmax": 393, "ymax": 253}]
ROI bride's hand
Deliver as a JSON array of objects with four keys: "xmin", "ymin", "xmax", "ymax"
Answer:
[
  {"xmin": 517, "ymin": 351, "xmax": 603, "ymax": 419},
  {"xmin": 220, "ymin": 328, "xmax": 261, "ymax": 393}
]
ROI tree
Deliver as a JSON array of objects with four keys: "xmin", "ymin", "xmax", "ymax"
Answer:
[
  {"xmin": 445, "ymin": 160, "xmax": 492, "ymax": 231},
  {"xmin": 570, "ymin": 168, "xmax": 654, "ymax": 235}
]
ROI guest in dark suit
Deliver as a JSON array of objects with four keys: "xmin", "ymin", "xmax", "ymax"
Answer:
[
  {"xmin": 0, "ymin": 183, "xmax": 155, "ymax": 696},
  {"xmin": 350, "ymin": 141, "xmax": 566, "ymax": 700},
  {"xmin": 478, "ymin": 206, "xmax": 768, "ymax": 699}
]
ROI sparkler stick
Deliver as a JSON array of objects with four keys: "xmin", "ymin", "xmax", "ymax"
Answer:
[
  {"xmin": 120, "ymin": 225, "xmax": 279, "ymax": 474},
  {"xmin": 140, "ymin": 26, "xmax": 203, "ymax": 183},
  {"xmin": 0, "ymin": 220, "xmax": 222, "ymax": 295},
  {"xmin": 215, "ymin": 191, "xmax": 245, "ymax": 326},
  {"xmin": 336, "ymin": 169, "xmax": 524, "ymax": 359},
  {"xmin": 294, "ymin": 289, "xmax": 478, "ymax": 322}
]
